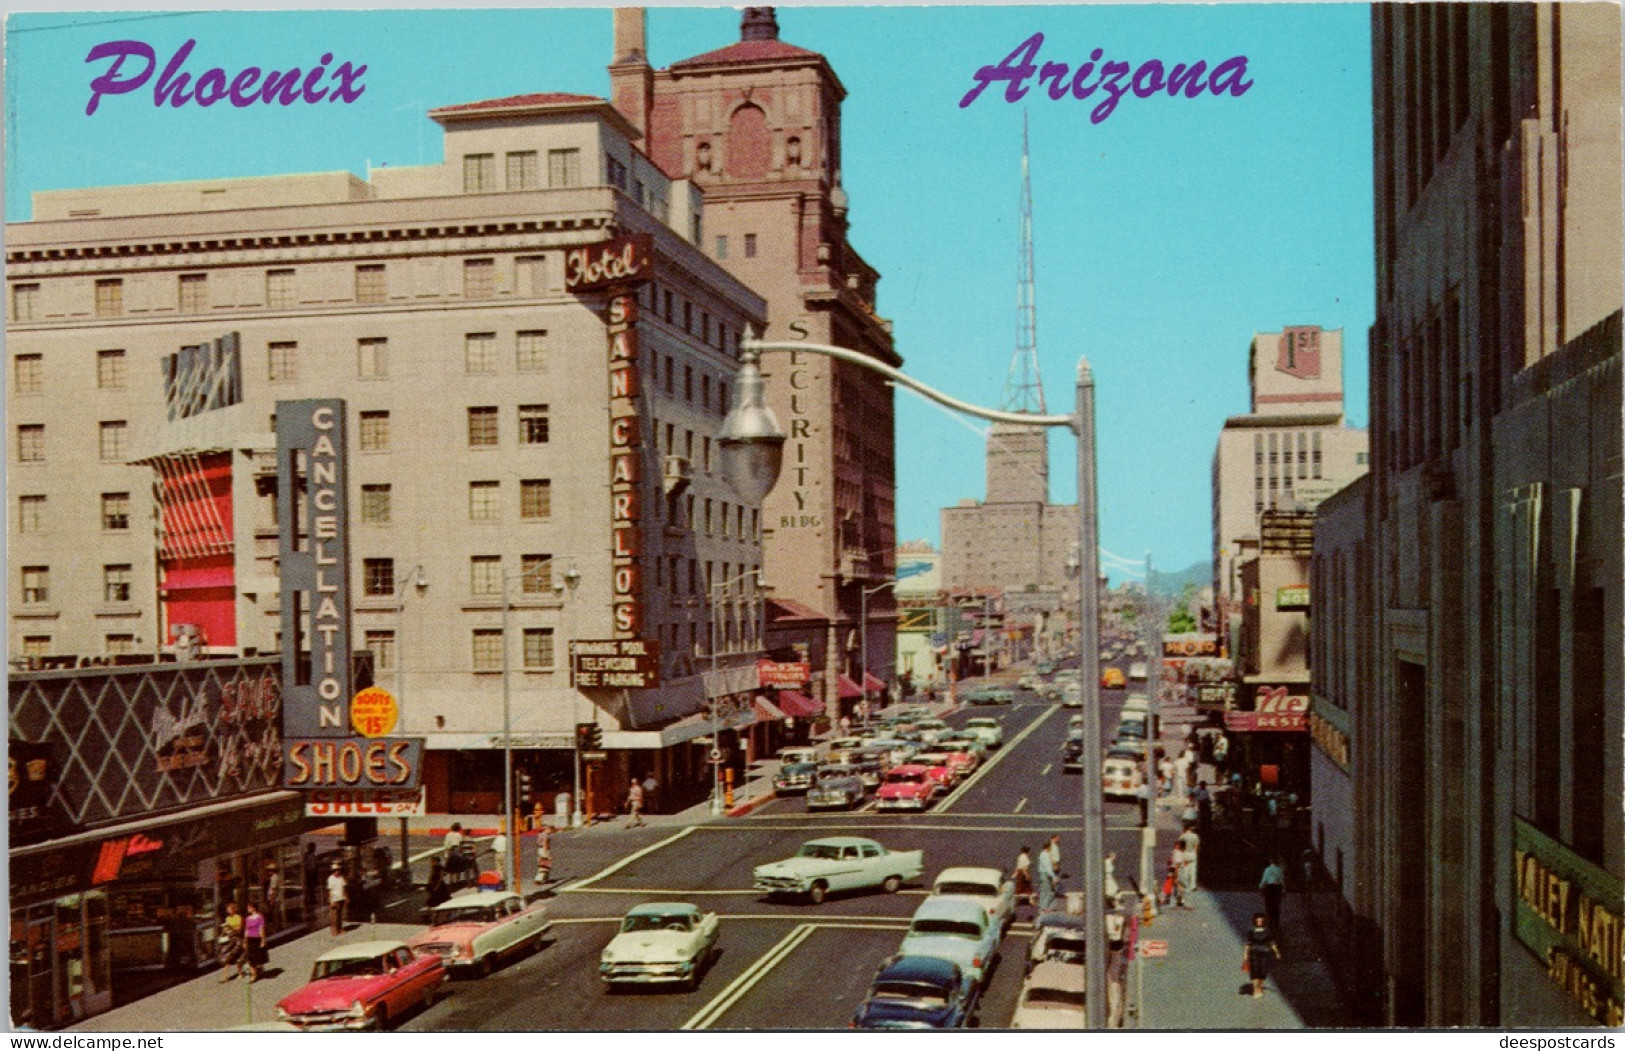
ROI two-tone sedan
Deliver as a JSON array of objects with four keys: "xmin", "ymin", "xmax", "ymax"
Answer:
[
  {"xmin": 806, "ymin": 765, "xmax": 867, "ymax": 810},
  {"xmin": 277, "ymin": 941, "xmax": 446, "ymax": 1031},
  {"xmin": 876, "ymin": 764, "xmax": 949, "ymax": 811},
  {"xmin": 773, "ymin": 761, "xmax": 820, "ymax": 795},
  {"xmin": 599, "ymin": 903, "xmax": 719, "ymax": 991},
  {"xmin": 407, "ymin": 889, "xmax": 552, "ymax": 977}
]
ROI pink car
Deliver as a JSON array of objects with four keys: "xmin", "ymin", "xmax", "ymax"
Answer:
[
  {"xmin": 877, "ymin": 764, "xmax": 951, "ymax": 811},
  {"xmin": 407, "ymin": 890, "xmax": 553, "ymax": 976},
  {"xmin": 277, "ymin": 940, "xmax": 446, "ymax": 1031}
]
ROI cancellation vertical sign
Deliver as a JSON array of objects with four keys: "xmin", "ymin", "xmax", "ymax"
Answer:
[{"xmin": 277, "ymin": 400, "xmax": 353, "ymax": 738}]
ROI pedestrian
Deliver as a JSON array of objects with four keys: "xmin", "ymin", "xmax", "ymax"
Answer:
[
  {"xmin": 263, "ymin": 862, "xmax": 282, "ymax": 926},
  {"xmin": 641, "ymin": 773, "xmax": 660, "ymax": 815},
  {"xmin": 1173, "ymin": 749, "xmax": 1192, "ymax": 802},
  {"xmin": 1259, "ymin": 856, "xmax": 1286, "ymax": 933},
  {"xmin": 1177, "ymin": 826, "xmax": 1201, "ymax": 889},
  {"xmin": 1104, "ymin": 906, "xmax": 1130, "ymax": 1028},
  {"xmin": 1165, "ymin": 847, "xmax": 1187, "ymax": 907},
  {"xmin": 1157, "ymin": 756, "xmax": 1175, "ymax": 798},
  {"xmin": 535, "ymin": 824, "xmax": 554, "ymax": 885},
  {"xmin": 1104, "ymin": 851, "xmax": 1120, "ymax": 901},
  {"xmin": 1193, "ymin": 780, "xmax": 1213, "ymax": 835},
  {"xmin": 217, "ymin": 902, "xmax": 245, "ymax": 981},
  {"xmin": 1036, "ymin": 840, "xmax": 1059, "ymax": 913},
  {"xmin": 1011, "ymin": 846, "xmax": 1034, "ymax": 906},
  {"xmin": 243, "ymin": 902, "xmax": 268, "ymax": 982},
  {"xmin": 625, "ymin": 778, "xmax": 646, "ymax": 828},
  {"xmin": 444, "ymin": 822, "xmax": 468, "ymax": 884},
  {"xmin": 1243, "ymin": 912, "xmax": 1282, "ymax": 998},
  {"xmin": 1136, "ymin": 778, "xmax": 1152, "ymax": 826},
  {"xmin": 425, "ymin": 857, "xmax": 451, "ymax": 908},
  {"xmin": 326, "ymin": 863, "xmax": 348, "ymax": 935}
]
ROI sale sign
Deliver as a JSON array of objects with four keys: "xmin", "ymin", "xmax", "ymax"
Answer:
[{"xmin": 350, "ymin": 686, "xmax": 399, "ymax": 738}]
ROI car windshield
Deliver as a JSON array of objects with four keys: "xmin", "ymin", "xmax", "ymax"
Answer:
[
  {"xmin": 1045, "ymin": 936, "xmax": 1089, "ymax": 957},
  {"xmin": 886, "ymin": 771, "xmax": 925, "ymax": 784},
  {"xmin": 797, "ymin": 843, "xmax": 844, "ymax": 860},
  {"xmin": 872, "ymin": 982, "xmax": 949, "ymax": 1005},
  {"xmin": 936, "ymin": 881, "xmax": 995, "ymax": 897},
  {"xmin": 622, "ymin": 912, "xmax": 690, "ymax": 933},
  {"xmin": 910, "ymin": 919, "xmax": 982, "ymax": 938},
  {"xmin": 1024, "ymin": 987, "xmax": 1087, "ymax": 1010},
  {"xmin": 433, "ymin": 905, "xmax": 501, "ymax": 925},
  {"xmin": 312, "ymin": 955, "xmax": 389, "ymax": 979}
]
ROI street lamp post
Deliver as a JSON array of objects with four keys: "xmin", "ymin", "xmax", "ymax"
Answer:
[
  {"xmin": 707, "ymin": 568, "xmax": 769, "ymax": 816},
  {"xmin": 860, "ymin": 579, "xmax": 897, "ymax": 719},
  {"xmin": 393, "ymin": 565, "xmax": 428, "ymax": 885},
  {"xmin": 720, "ymin": 330, "xmax": 1107, "ymax": 1026}
]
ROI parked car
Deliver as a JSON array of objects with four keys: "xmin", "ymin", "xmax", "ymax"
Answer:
[
  {"xmin": 407, "ymin": 889, "xmax": 552, "ymax": 976},
  {"xmin": 930, "ymin": 866, "xmax": 1016, "ymax": 934},
  {"xmin": 937, "ymin": 734, "xmax": 988, "ymax": 761},
  {"xmin": 598, "ymin": 902, "xmax": 719, "ymax": 990},
  {"xmin": 277, "ymin": 940, "xmax": 446, "ymax": 1031},
  {"xmin": 864, "ymin": 737, "xmax": 919, "ymax": 768},
  {"xmin": 753, "ymin": 836, "xmax": 924, "ymax": 903},
  {"xmin": 773, "ymin": 761, "xmax": 820, "ymax": 795},
  {"xmin": 962, "ymin": 717, "xmax": 1004, "ymax": 749},
  {"xmin": 910, "ymin": 718, "xmax": 951, "ymax": 745},
  {"xmin": 898, "ymin": 896, "xmax": 1002, "ymax": 988},
  {"xmin": 912, "ymin": 750, "xmax": 965, "ymax": 784},
  {"xmin": 851, "ymin": 955, "xmax": 978, "ymax": 1030},
  {"xmin": 877, "ymin": 764, "xmax": 950, "ymax": 811},
  {"xmin": 1010, "ymin": 960, "xmax": 1088, "ymax": 1029},
  {"xmin": 963, "ymin": 686, "xmax": 1012, "ymax": 706},
  {"xmin": 1100, "ymin": 667, "xmax": 1126, "ymax": 689},
  {"xmin": 1026, "ymin": 911, "xmax": 1091, "ymax": 972},
  {"xmin": 777, "ymin": 746, "xmax": 820, "ymax": 766},
  {"xmin": 935, "ymin": 741, "xmax": 983, "ymax": 776},
  {"xmin": 806, "ymin": 766, "xmax": 867, "ymax": 810},
  {"xmin": 1102, "ymin": 756, "xmax": 1143, "ymax": 799}
]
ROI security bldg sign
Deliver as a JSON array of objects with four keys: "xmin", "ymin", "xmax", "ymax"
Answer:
[{"xmin": 277, "ymin": 398, "xmax": 423, "ymax": 790}]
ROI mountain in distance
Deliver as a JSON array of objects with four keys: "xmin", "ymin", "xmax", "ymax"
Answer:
[{"xmin": 1145, "ymin": 560, "xmax": 1211, "ymax": 599}]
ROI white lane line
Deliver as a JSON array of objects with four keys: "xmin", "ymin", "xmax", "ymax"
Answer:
[
  {"xmin": 386, "ymin": 898, "xmax": 412, "ymax": 908},
  {"xmin": 936, "ymin": 705, "xmax": 1060, "ymax": 811},
  {"xmin": 682, "ymin": 924, "xmax": 815, "ymax": 1030},
  {"xmin": 566, "ymin": 825, "xmax": 697, "ymax": 890},
  {"xmin": 1014, "ymin": 797, "xmax": 1028, "ymax": 814},
  {"xmin": 1040, "ymin": 763, "xmax": 1054, "ymax": 776}
]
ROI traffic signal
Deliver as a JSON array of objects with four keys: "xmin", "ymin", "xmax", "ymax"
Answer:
[
  {"xmin": 588, "ymin": 724, "xmax": 602, "ymax": 749},
  {"xmin": 516, "ymin": 770, "xmax": 533, "ymax": 808},
  {"xmin": 575, "ymin": 722, "xmax": 602, "ymax": 750}
]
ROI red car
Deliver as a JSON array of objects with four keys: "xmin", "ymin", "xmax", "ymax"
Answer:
[
  {"xmin": 877, "ymin": 763, "xmax": 951, "ymax": 811},
  {"xmin": 277, "ymin": 940, "xmax": 446, "ymax": 1031}
]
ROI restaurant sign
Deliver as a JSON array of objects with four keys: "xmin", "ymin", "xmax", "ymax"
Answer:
[
  {"xmin": 1190, "ymin": 682, "xmax": 1238, "ymax": 712},
  {"xmin": 572, "ymin": 639, "xmax": 660, "ymax": 690},
  {"xmin": 1275, "ymin": 585, "xmax": 1311, "ymax": 610},
  {"xmin": 1225, "ymin": 686, "xmax": 1309, "ymax": 731},
  {"xmin": 758, "ymin": 660, "xmax": 812, "ymax": 688},
  {"xmin": 1513, "ymin": 818, "xmax": 1624, "ymax": 1026}
]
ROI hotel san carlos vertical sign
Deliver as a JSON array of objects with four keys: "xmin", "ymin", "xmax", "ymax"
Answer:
[{"xmin": 276, "ymin": 400, "xmax": 423, "ymax": 790}]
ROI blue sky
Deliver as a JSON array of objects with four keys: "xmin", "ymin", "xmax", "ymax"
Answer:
[{"xmin": 5, "ymin": 4, "xmax": 1375, "ymax": 577}]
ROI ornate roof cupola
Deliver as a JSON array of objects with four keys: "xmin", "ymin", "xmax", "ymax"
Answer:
[{"xmin": 740, "ymin": 7, "xmax": 780, "ymax": 41}]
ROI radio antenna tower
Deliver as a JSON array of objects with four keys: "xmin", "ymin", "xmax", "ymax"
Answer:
[{"xmin": 1000, "ymin": 111, "xmax": 1046, "ymax": 414}]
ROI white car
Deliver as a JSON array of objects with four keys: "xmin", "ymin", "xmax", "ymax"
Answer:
[
  {"xmin": 753, "ymin": 837, "xmax": 924, "ymax": 904},
  {"xmin": 407, "ymin": 889, "xmax": 552, "ymax": 975},
  {"xmin": 1059, "ymin": 682, "xmax": 1084, "ymax": 708},
  {"xmin": 931, "ymin": 866, "xmax": 1016, "ymax": 934},
  {"xmin": 599, "ymin": 903, "xmax": 719, "ymax": 990},
  {"xmin": 1128, "ymin": 662, "xmax": 1148, "ymax": 681},
  {"xmin": 1103, "ymin": 756, "xmax": 1143, "ymax": 799},
  {"xmin": 911, "ymin": 718, "xmax": 951, "ymax": 745},
  {"xmin": 962, "ymin": 717, "xmax": 1004, "ymax": 749},
  {"xmin": 1010, "ymin": 960, "xmax": 1088, "ymax": 1029},
  {"xmin": 899, "ymin": 896, "xmax": 1002, "ymax": 988}
]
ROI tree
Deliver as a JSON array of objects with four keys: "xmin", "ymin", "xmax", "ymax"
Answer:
[{"xmin": 1167, "ymin": 607, "xmax": 1197, "ymax": 634}]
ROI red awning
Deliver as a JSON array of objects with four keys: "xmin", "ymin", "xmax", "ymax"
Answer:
[
  {"xmin": 754, "ymin": 695, "xmax": 787, "ymax": 722},
  {"xmin": 863, "ymin": 673, "xmax": 885, "ymax": 693},
  {"xmin": 837, "ymin": 674, "xmax": 863, "ymax": 700},
  {"xmin": 778, "ymin": 690, "xmax": 824, "ymax": 717}
]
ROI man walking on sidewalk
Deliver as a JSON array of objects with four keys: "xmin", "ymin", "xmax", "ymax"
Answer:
[
  {"xmin": 625, "ymin": 778, "xmax": 646, "ymax": 828},
  {"xmin": 1259, "ymin": 856, "xmax": 1286, "ymax": 933},
  {"xmin": 326, "ymin": 864, "xmax": 348, "ymax": 935}
]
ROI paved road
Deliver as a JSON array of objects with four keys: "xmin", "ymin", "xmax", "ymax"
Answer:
[{"xmin": 399, "ymin": 677, "xmax": 1149, "ymax": 1030}]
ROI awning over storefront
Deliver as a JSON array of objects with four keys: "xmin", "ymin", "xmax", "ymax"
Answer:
[
  {"xmin": 863, "ymin": 672, "xmax": 885, "ymax": 693},
  {"xmin": 837, "ymin": 674, "xmax": 863, "ymax": 700},
  {"xmin": 779, "ymin": 690, "xmax": 824, "ymax": 717},
  {"xmin": 754, "ymin": 695, "xmax": 788, "ymax": 721}
]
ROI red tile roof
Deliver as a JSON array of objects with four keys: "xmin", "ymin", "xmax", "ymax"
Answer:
[
  {"xmin": 432, "ymin": 92, "xmax": 604, "ymax": 115},
  {"xmin": 671, "ymin": 38, "xmax": 821, "ymax": 68}
]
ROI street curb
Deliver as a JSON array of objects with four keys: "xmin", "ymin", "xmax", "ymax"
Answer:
[{"xmin": 726, "ymin": 792, "xmax": 776, "ymax": 817}]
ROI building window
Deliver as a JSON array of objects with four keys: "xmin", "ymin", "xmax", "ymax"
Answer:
[
  {"xmin": 357, "ymin": 337, "xmax": 388, "ymax": 379},
  {"xmin": 363, "ymin": 558, "xmax": 395, "ymax": 597},
  {"xmin": 11, "ymin": 282, "xmax": 39, "ymax": 322},
  {"xmin": 786, "ymin": 136, "xmax": 802, "ymax": 166},
  {"xmin": 703, "ymin": 436, "xmax": 712, "ymax": 473},
  {"xmin": 718, "ymin": 381, "xmax": 729, "ymax": 416},
  {"xmin": 96, "ymin": 348, "xmax": 127, "ymax": 389},
  {"xmin": 365, "ymin": 630, "xmax": 396, "ymax": 671},
  {"xmin": 516, "ymin": 330, "xmax": 548, "ymax": 371},
  {"xmin": 465, "ymin": 333, "xmax": 497, "ymax": 374},
  {"xmin": 715, "ymin": 235, "xmax": 728, "ymax": 260},
  {"xmin": 359, "ymin": 410, "xmax": 390, "ymax": 451},
  {"xmin": 265, "ymin": 269, "xmax": 295, "ymax": 309},
  {"xmin": 704, "ymin": 498, "xmax": 714, "ymax": 536},
  {"xmin": 701, "ymin": 375, "xmax": 712, "ymax": 411},
  {"xmin": 99, "ymin": 420, "xmax": 128, "ymax": 461},
  {"xmin": 468, "ymin": 406, "xmax": 499, "ymax": 447},
  {"xmin": 606, "ymin": 155, "xmax": 628, "ymax": 192},
  {"xmin": 506, "ymin": 151, "xmax": 539, "ymax": 190},
  {"xmin": 685, "ymin": 366, "xmax": 694, "ymax": 402},
  {"xmin": 548, "ymin": 148, "xmax": 581, "ymax": 188},
  {"xmin": 105, "ymin": 634, "xmax": 135, "ymax": 656},
  {"xmin": 178, "ymin": 273, "xmax": 208, "ymax": 312},
  {"xmin": 519, "ymin": 404, "xmax": 550, "ymax": 445},
  {"xmin": 102, "ymin": 492, "xmax": 130, "ymax": 531},
  {"xmin": 470, "ymin": 555, "xmax": 502, "ymax": 596},
  {"xmin": 472, "ymin": 629, "xmax": 504, "ymax": 672},
  {"xmin": 1312, "ymin": 432, "xmax": 1324, "ymax": 478},
  {"xmin": 463, "ymin": 258, "xmax": 496, "ymax": 300},
  {"xmin": 355, "ymin": 264, "xmax": 386, "ymax": 304},
  {"xmin": 15, "ymin": 423, "xmax": 42, "ymax": 463},
  {"xmin": 94, "ymin": 278, "xmax": 123, "ymax": 317},
  {"xmin": 22, "ymin": 636, "xmax": 51, "ymax": 658},
  {"xmin": 744, "ymin": 233, "xmax": 758, "ymax": 258},
  {"xmin": 268, "ymin": 341, "xmax": 297, "ymax": 382},
  {"xmin": 21, "ymin": 566, "xmax": 49, "ymax": 604},
  {"xmin": 18, "ymin": 495, "xmax": 45, "ymax": 534},
  {"xmin": 463, "ymin": 153, "xmax": 496, "ymax": 193},
  {"xmin": 520, "ymin": 554, "xmax": 552, "ymax": 594},
  {"xmin": 13, "ymin": 354, "xmax": 42, "ymax": 395},
  {"xmin": 469, "ymin": 480, "xmax": 500, "ymax": 521},
  {"xmin": 360, "ymin": 484, "xmax": 391, "ymax": 524},
  {"xmin": 103, "ymin": 563, "xmax": 132, "ymax": 604},
  {"xmin": 520, "ymin": 479, "xmax": 552, "ymax": 520},
  {"xmin": 1356, "ymin": 451, "xmax": 1369, "ymax": 465},
  {"xmin": 522, "ymin": 628, "xmax": 555, "ymax": 670},
  {"xmin": 516, "ymin": 256, "xmax": 547, "ymax": 297}
]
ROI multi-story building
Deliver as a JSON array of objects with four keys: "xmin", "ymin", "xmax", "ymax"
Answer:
[
  {"xmin": 610, "ymin": 7, "xmax": 901, "ymax": 715},
  {"xmin": 894, "ymin": 540, "xmax": 944, "ymax": 688},
  {"xmin": 7, "ymin": 92, "xmax": 771, "ymax": 815},
  {"xmin": 1316, "ymin": 3, "xmax": 1621, "ymax": 1027},
  {"xmin": 1211, "ymin": 325, "xmax": 1369, "ymax": 609}
]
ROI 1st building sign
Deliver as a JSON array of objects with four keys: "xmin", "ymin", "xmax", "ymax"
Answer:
[
  {"xmin": 564, "ymin": 232, "xmax": 652, "ymax": 293},
  {"xmin": 572, "ymin": 639, "xmax": 660, "ymax": 689}
]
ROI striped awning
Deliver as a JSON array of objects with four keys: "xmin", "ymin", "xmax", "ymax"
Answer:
[{"xmin": 778, "ymin": 690, "xmax": 824, "ymax": 717}]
